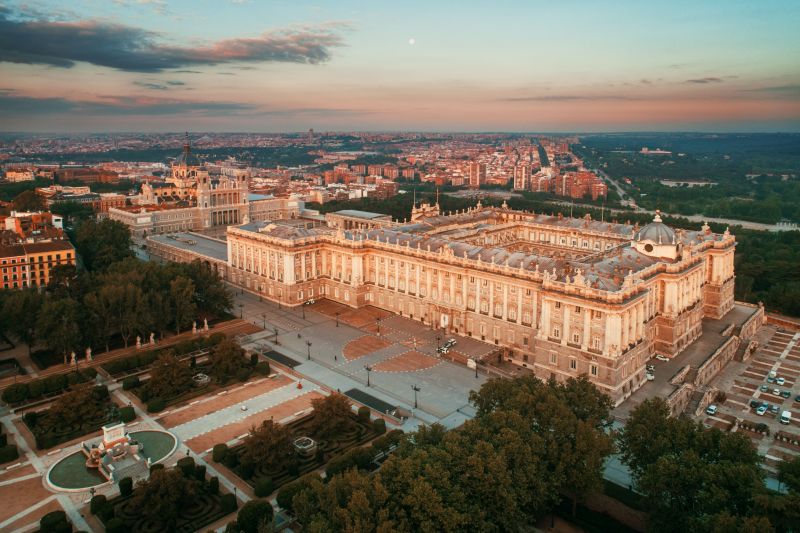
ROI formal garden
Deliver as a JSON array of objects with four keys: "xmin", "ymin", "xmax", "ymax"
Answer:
[
  {"xmin": 21, "ymin": 383, "xmax": 126, "ymax": 449},
  {"xmin": 1, "ymin": 367, "xmax": 98, "ymax": 408},
  {"xmin": 212, "ymin": 393, "xmax": 400, "ymax": 497},
  {"xmin": 121, "ymin": 338, "xmax": 270, "ymax": 413},
  {"xmin": 0, "ymin": 423, "xmax": 19, "ymax": 464},
  {"xmin": 93, "ymin": 459, "xmax": 237, "ymax": 533}
]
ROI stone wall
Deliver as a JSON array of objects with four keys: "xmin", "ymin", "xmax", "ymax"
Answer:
[
  {"xmin": 670, "ymin": 364, "xmax": 691, "ymax": 385},
  {"xmin": 666, "ymin": 383, "xmax": 694, "ymax": 416},
  {"xmin": 737, "ymin": 302, "xmax": 765, "ymax": 339},
  {"xmin": 693, "ymin": 336, "xmax": 740, "ymax": 388}
]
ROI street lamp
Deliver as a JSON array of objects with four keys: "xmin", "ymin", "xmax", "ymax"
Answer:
[
  {"xmin": 261, "ymin": 313, "xmax": 267, "ymax": 329},
  {"xmin": 436, "ymin": 335, "xmax": 441, "ymax": 351},
  {"xmin": 376, "ymin": 318, "xmax": 381, "ymax": 336},
  {"xmin": 473, "ymin": 358, "xmax": 479, "ymax": 379},
  {"xmin": 306, "ymin": 340, "xmax": 312, "ymax": 360},
  {"xmin": 364, "ymin": 365, "xmax": 372, "ymax": 387},
  {"xmin": 274, "ymin": 327, "xmax": 279, "ymax": 345},
  {"xmin": 335, "ymin": 311, "xmax": 340, "ymax": 327},
  {"xmin": 239, "ymin": 303, "xmax": 244, "ymax": 318},
  {"xmin": 302, "ymin": 303, "xmax": 306, "ymax": 319},
  {"xmin": 411, "ymin": 384, "xmax": 420, "ymax": 408}
]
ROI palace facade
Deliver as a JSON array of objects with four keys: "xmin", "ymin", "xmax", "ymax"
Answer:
[{"xmin": 148, "ymin": 201, "xmax": 737, "ymax": 404}]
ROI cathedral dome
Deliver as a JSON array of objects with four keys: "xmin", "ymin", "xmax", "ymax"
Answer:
[{"xmin": 634, "ymin": 211, "xmax": 676, "ymax": 245}]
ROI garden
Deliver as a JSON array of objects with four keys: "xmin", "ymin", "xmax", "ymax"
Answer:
[
  {"xmin": 122, "ymin": 338, "xmax": 270, "ymax": 413},
  {"xmin": 22, "ymin": 383, "xmax": 121, "ymax": 449},
  {"xmin": 102, "ymin": 332, "xmax": 227, "ymax": 377},
  {"xmin": 213, "ymin": 394, "xmax": 399, "ymax": 497},
  {"xmin": 93, "ymin": 459, "xmax": 237, "ymax": 533},
  {"xmin": 1, "ymin": 367, "xmax": 98, "ymax": 408}
]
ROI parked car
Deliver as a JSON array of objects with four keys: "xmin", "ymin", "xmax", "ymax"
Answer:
[
  {"xmin": 780, "ymin": 411, "xmax": 792, "ymax": 425},
  {"xmin": 770, "ymin": 405, "xmax": 780, "ymax": 415},
  {"xmin": 781, "ymin": 390, "xmax": 791, "ymax": 399},
  {"xmin": 749, "ymin": 400, "xmax": 760, "ymax": 408},
  {"xmin": 757, "ymin": 406, "xmax": 768, "ymax": 416},
  {"xmin": 706, "ymin": 405, "xmax": 718, "ymax": 415},
  {"xmin": 776, "ymin": 377, "xmax": 786, "ymax": 386},
  {"xmin": 760, "ymin": 385, "xmax": 769, "ymax": 392},
  {"xmin": 769, "ymin": 370, "xmax": 778, "ymax": 379},
  {"xmin": 794, "ymin": 395, "xmax": 800, "ymax": 403},
  {"xmin": 767, "ymin": 377, "xmax": 776, "ymax": 383},
  {"xmin": 646, "ymin": 364, "xmax": 655, "ymax": 372},
  {"xmin": 444, "ymin": 339, "xmax": 457, "ymax": 348},
  {"xmin": 655, "ymin": 355, "xmax": 669, "ymax": 362},
  {"xmin": 773, "ymin": 388, "xmax": 781, "ymax": 396},
  {"xmin": 646, "ymin": 372, "xmax": 655, "ymax": 381}
]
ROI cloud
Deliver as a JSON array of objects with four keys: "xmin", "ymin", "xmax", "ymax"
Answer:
[
  {"xmin": 0, "ymin": 92, "xmax": 256, "ymax": 115},
  {"xmin": 685, "ymin": 77, "xmax": 724, "ymax": 84},
  {"xmin": 743, "ymin": 84, "xmax": 800, "ymax": 96},
  {"xmin": 498, "ymin": 94, "xmax": 639, "ymax": 102},
  {"xmin": 0, "ymin": 6, "xmax": 348, "ymax": 72},
  {"xmin": 134, "ymin": 80, "xmax": 187, "ymax": 90}
]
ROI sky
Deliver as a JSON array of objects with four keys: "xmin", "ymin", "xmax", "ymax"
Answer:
[{"xmin": 0, "ymin": 0, "xmax": 798, "ymax": 132}]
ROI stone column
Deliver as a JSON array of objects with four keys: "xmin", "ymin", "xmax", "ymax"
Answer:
[
  {"xmin": 582, "ymin": 309, "xmax": 591, "ymax": 350},
  {"xmin": 562, "ymin": 304, "xmax": 571, "ymax": 346}
]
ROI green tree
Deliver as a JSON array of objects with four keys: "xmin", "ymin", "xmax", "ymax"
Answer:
[
  {"xmin": 11, "ymin": 190, "xmax": 44, "ymax": 212},
  {"xmin": 170, "ymin": 276, "xmax": 196, "ymax": 334},
  {"xmin": 778, "ymin": 455, "xmax": 800, "ymax": 493},
  {"xmin": 236, "ymin": 499, "xmax": 274, "ymax": 533},
  {"xmin": 75, "ymin": 219, "xmax": 133, "ymax": 271},
  {"xmin": 240, "ymin": 420, "xmax": 296, "ymax": 473},
  {"xmin": 308, "ymin": 393, "xmax": 355, "ymax": 439},
  {"xmin": 209, "ymin": 339, "xmax": 247, "ymax": 381},
  {"xmin": 36, "ymin": 297, "xmax": 82, "ymax": 364},
  {"xmin": 145, "ymin": 352, "xmax": 192, "ymax": 400},
  {"xmin": 48, "ymin": 384, "xmax": 106, "ymax": 427},
  {"xmin": 134, "ymin": 468, "xmax": 198, "ymax": 528},
  {"xmin": 2, "ymin": 290, "xmax": 44, "ymax": 355},
  {"xmin": 184, "ymin": 260, "xmax": 232, "ymax": 318}
]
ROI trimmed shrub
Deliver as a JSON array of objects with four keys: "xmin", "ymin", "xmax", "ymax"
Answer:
[
  {"xmin": 0, "ymin": 433, "xmax": 7, "ymax": 447},
  {"xmin": 249, "ymin": 352, "xmax": 259, "ymax": 367},
  {"xmin": 207, "ymin": 332, "xmax": 226, "ymax": 346},
  {"xmin": 105, "ymin": 517, "xmax": 125, "ymax": 533},
  {"xmin": 190, "ymin": 355, "xmax": 197, "ymax": 368},
  {"xmin": 177, "ymin": 456, "xmax": 196, "ymax": 477},
  {"xmin": 40, "ymin": 510, "xmax": 70, "ymax": 533},
  {"xmin": 67, "ymin": 372, "xmax": 82, "ymax": 385},
  {"xmin": 83, "ymin": 367, "xmax": 98, "ymax": 379},
  {"xmin": 239, "ymin": 461, "xmax": 255, "ymax": 480},
  {"xmin": 223, "ymin": 451, "xmax": 239, "ymax": 469},
  {"xmin": 90, "ymin": 494, "xmax": 107, "ymax": 515},
  {"xmin": 119, "ymin": 476, "xmax": 133, "ymax": 497},
  {"xmin": 254, "ymin": 361, "xmax": 270, "ymax": 375},
  {"xmin": 1, "ymin": 383, "xmax": 29, "ymax": 404},
  {"xmin": 254, "ymin": 477, "xmax": 274, "ymax": 497},
  {"xmin": 212, "ymin": 443, "xmax": 228, "ymax": 463},
  {"xmin": 276, "ymin": 474, "xmax": 320, "ymax": 512},
  {"xmin": 372, "ymin": 417, "xmax": 386, "ymax": 435},
  {"xmin": 357, "ymin": 405, "xmax": 371, "ymax": 422},
  {"xmin": 194, "ymin": 464, "xmax": 207, "ymax": 481},
  {"xmin": 119, "ymin": 406, "xmax": 136, "ymax": 423},
  {"xmin": 208, "ymin": 476, "xmax": 219, "ymax": 495},
  {"xmin": 147, "ymin": 398, "xmax": 165, "ymax": 413},
  {"xmin": 237, "ymin": 499, "xmax": 274, "ymax": 533},
  {"xmin": 325, "ymin": 447, "xmax": 374, "ymax": 478},
  {"xmin": 91, "ymin": 385, "xmax": 109, "ymax": 401},
  {"xmin": 22, "ymin": 411, "xmax": 38, "ymax": 426},
  {"xmin": 236, "ymin": 367, "xmax": 251, "ymax": 383},
  {"xmin": 27, "ymin": 380, "xmax": 44, "ymax": 399},
  {"xmin": 150, "ymin": 463, "xmax": 164, "ymax": 474},
  {"xmin": 121, "ymin": 376, "xmax": 140, "ymax": 390},
  {"xmin": 220, "ymin": 492, "xmax": 238, "ymax": 513},
  {"xmin": 372, "ymin": 429, "xmax": 404, "ymax": 455},
  {"xmin": 0, "ymin": 444, "xmax": 19, "ymax": 463}
]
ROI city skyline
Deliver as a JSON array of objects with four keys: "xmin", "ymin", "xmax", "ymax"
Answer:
[{"xmin": 0, "ymin": 0, "xmax": 799, "ymax": 132}]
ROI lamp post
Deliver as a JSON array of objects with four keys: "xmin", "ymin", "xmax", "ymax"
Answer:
[
  {"xmin": 261, "ymin": 313, "xmax": 267, "ymax": 329},
  {"xmin": 411, "ymin": 384, "xmax": 420, "ymax": 408},
  {"xmin": 238, "ymin": 303, "xmax": 244, "ymax": 318},
  {"xmin": 474, "ymin": 358, "xmax": 479, "ymax": 379},
  {"xmin": 335, "ymin": 311, "xmax": 339, "ymax": 327},
  {"xmin": 436, "ymin": 335, "xmax": 441, "ymax": 351},
  {"xmin": 306, "ymin": 340, "xmax": 312, "ymax": 360},
  {"xmin": 302, "ymin": 303, "xmax": 306, "ymax": 319},
  {"xmin": 364, "ymin": 365, "xmax": 372, "ymax": 387},
  {"xmin": 274, "ymin": 327, "xmax": 279, "ymax": 345},
  {"xmin": 376, "ymin": 318, "xmax": 381, "ymax": 336}
]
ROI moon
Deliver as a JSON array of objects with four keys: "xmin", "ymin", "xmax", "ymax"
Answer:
[{"xmin": 408, "ymin": 38, "xmax": 416, "ymax": 45}]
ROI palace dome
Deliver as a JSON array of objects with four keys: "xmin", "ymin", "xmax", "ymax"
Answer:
[{"xmin": 634, "ymin": 211, "xmax": 676, "ymax": 245}]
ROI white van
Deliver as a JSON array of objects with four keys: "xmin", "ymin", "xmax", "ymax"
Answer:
[{"xmin": 780, "ymin": 411, "xmax": 791, "ymax": 424}]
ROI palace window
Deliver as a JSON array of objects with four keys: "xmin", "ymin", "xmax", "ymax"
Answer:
[
  {"xmin": 552, "ymin": 326, "xmax": 560, "ymax": 338},
  {"xmin": 575, "ymin": 306, "xmax": 581, "ymax": 314},
  {"xmin": 555, "ymin": 301, "xmax": 561, "ymax": 309},
  {"xmin": 592, "ymin": 336, "xmax": 601, "ymax": 350},
  {"xmin": 590, "ymin": 364, "xmax": 598, "ymax": 376},
  {"xmin": 550, "ymin": 352, "xmax": 557, "ymax": 364},
  {"xmin": 570, "ymin": 359, "xmax": 577, "ymax": 370},
  {"xmin": 572, "ymin": 333, "xmax": 581, "ymax": 344}
]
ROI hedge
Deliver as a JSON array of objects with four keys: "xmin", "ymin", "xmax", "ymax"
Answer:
[
  {"xmin": 372, "ymin": 418, "xmax": 386, "ymax": 435},
  {"xmin": 119, "ymin": 476, "xmax": 133, "ymax": 497},
  {"xmin": 372, "ymin": 429, "xmax": 405, "ymax": 455},
  {"xmin": 40, "ymin": 510, "xmax": 70, "ymax": 533},
  {"xmin": 119, "ymin": 406, "xmax": 136, "ymax": 423},
  {"xmin": 90, "ymin": 494, "xmax": 108, "ymax": 515},
  {"xmin": 208, "ymin": 476, "xmax": 219, "ymax": 495},
  {"xmin": 147, "ymin": 398, "xmax": 166, "ymax": 413},
  {"xmin": 105, "ymin": 517, "xmax": 126, "ymax": 533},
  {"xmin": 177, "ymin": 456, "xmax": 196, "ymax": 477},
  {"xmin": 237, "ymin": 499, "xmax": 274, "ymax": 533},
  {"xmin": 0, "ymin": 433, "xmax": 6, "ymax": 447},
  {"xmin": 254, "ymin": 361, "xmax": 270, "ymax": 375},
  {"xmin": 212, "ymin": 443, "xmax": 228, "ymax": 463},
  {"xmin": 254, "ymin": 477, "xmax": 274, "ymax": 497},
  {"xmin": 220, "ymin": 493, "xmax": 238, "ymax": 513},
  {"xmin": 195, "ymin": 464, "xmax": 207, "ymax": 481},
  {"xmin": 121, "ymin": 376, "xmax": 140, "ymax": 390},
  {"xmin": 357, "ymin": 405, "xmax": 371, "ymax": 422},
  {"xmin": 0, "ymin": 445, "xmax": 19, "ymax": 463},
  {"xmin": 325, "ymin": 447, "xmax": 374, "ymax": 478},
  {"xmin": 1, "ymin": 370, "xmax": 95, "ymax": 405}
]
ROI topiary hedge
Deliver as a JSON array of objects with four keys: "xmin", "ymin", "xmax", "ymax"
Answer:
[
  {"xmin": 40, "ymin": 510, "xmax": 70, "ymax": 533},
  {"xmin": 147, "ymin": 398, "xmax": 165, "ymax": 413},
  {"xmin": 90, "ymin": 494, "xmax": 108, "ymax": 515},
  {"xmin": 276, "ymin": 473, "xmax": 321, "ymax": 512},
  {"xmin": 119, "ymin": 476, "xmax": 133, "ymax": 497},
  {"xmin": 220, "ymin": 492, "xmax": 238, "ymax": 513},
  {"xmin": 254, "ymin": 477, "xmax": 274, "ymax": 497},
  {"xmin": 119, "ymin": 406, "xmax": 136, "ymax": 423},
  {"xmin": 0, "ymin": 445, "xmax": 19, "ymax": 463},
  {"xmin": 212, "ymin": 443, "xmax": 228, "ymax": 463}
]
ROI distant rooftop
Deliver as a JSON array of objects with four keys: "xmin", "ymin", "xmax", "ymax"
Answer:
[{"xmin": 332, "ymin": 209, "xmax": 391, "ymax": 220}]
